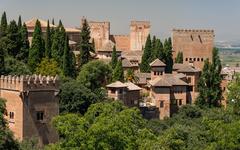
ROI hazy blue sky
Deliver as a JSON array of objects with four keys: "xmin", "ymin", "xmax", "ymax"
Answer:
[{"xmin": 1, "ymin": 0, "xmax": 240, "ymax": 41}]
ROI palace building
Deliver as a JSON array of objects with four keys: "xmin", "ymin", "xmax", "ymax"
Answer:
[{"xmin": 0, "ymin": 75, "xmax": 59, "ymax": 146}]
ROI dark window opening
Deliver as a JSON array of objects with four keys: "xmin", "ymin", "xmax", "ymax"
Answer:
[
  {"xmin": 185, "ymin": 58, "xmax": 188, "ymax": 61},
  {"xmin": 190, "ymin": 58, "xmax": 192, "ymax": 61},
  {"xmin": 198, "ymin": 35, "xmax": 202, "ymax": 43},
  {"xmin": 37, "ymin": 111, "xmax": 44, "ymax": 121},
  {"xmin": 10, "ymin": 112, "xmax": 14, "ymax": 119},
  {"xmin": 188, "ymin": 86, "xmax": 193, "ymax": 92},
  {"xmin": 201, "ymin": 58, "xmax": 204, "ymax": 61},
  {"xmin": 160, "ymin": 101, "xmax": 164, "ymax": 108},
  {"xmin": 193, "ymin": 58, "xmax": 196, "ymax": 61},
  {"xmin": 179, "ymin": 99, "xmax": 182, "ymax": 106},
  {"xmin": 111, "ymin": 89, "xmax": 115, "ymax": 94},
  {"xmin": 197, "ymin": 58, "xmax": 200, "ymax": 61},
  {"xmin": 190, "ymin": 35, "xmax": 193, "ymax": 41}
]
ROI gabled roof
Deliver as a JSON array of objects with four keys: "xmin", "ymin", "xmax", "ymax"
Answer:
[
  {"xmin": 173, "ymin": 63, "xmax": 199, "ymax": 73},
  {"xmin": 25, "ymin": 18, "xmax": 56, "ymax": 28},
  {"xmin": 122, "ymin": 58, "xmax": 133, "ymax": 68},
  {"xmin": 124, "ymin": 82, "xmax": 142, "ymax": 91},
  {"xmin": 135, "ymin": 73, "xmax": 151, "ymax": 85},
  {"xmin": 149, "ymin": 74, "xmax": 188, "ymax": 87},
  {"xmin": 107, "ymin": 81, "xmax": 127, "ymax": 88},
  {"xmin": 150, "ymin": 59, "xmax": 166, "ymax": 67}
]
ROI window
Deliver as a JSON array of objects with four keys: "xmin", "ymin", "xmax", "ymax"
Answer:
[
  {"xmin": 188, "ymin": 86, "xmax": 193, "ymax": 92},
  {"xmin": 189, "ymin": 58, "xmax": 192, "ymax": 61},
  {"xmin": 154, "ymin": 72, "xmax": 156, "ymax": 75},
  {"xmin": 197, "ymin": 58, "xmax": 200, "ymax": 61},
  {"xmin": 193, "ymin": 58, "xmax": 196, "ymax": 61},
  {"xmin": 36, "ymin": 111, "xmax": 44, "ymax": 121},
  {"xmin": 111, "ymin": 89, "xmax": 115, "ymax": 94},
  {"xmin": 118, "ymin": 89, "xmax": 123, "ymax": 94},
  {"xmin": 9, "ymin": 112, "xmax": 14, "ymax": 119},
  {"xmin": 187, "ymin": 77, "xmax": 191, "ymax": 83},
  {"xmin": 160, "ymin": 71, "xmax": 163, "ymax": 75},
  {"xmin": 190, "ymin": 35, "xmax": 193, "ymax": 41},
  {"xmin": 201, "ymin": 58, "xmax": 204, "ymax": 62},
  {"xmin": 185, "ymin": 58, "xmax": 188, "ymax": 61},
  {"xmin": 198, "ymin": 35, "xmax": 202, "ymax": 43},
  {"xmin": 179, "ymin": 99, "xmax": 182, "ymax": 106},
  {"xmin": 160, "ymin": 101, "xmax": 164, "ymax": 108}
]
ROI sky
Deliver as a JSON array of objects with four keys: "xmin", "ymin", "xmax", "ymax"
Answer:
[{"xmin": 1, "ymin": 0, "xmax": 240, "ymax": 42}]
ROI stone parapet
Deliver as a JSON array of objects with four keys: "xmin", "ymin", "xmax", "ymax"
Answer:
[
  {"xmin": 0, "ymin": 75, "xmax": 59, "ymax": 92},
  {"xmin": 173, "ymin": 29, "xmax": 214, "ymax": 33}
]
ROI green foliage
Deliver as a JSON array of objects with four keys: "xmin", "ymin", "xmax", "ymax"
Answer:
[
  {"xmin": 0, "ymin": 98, "xmax": 19, "ymax": 149},
  {"xmin": 0, "ymin": 11, "xmax": 7, "ymax": 37},
  {"xmin": 153, "ymin": 38, "xmax": 164, "ymax": 60},
  {"xmin": 59, "ymin": 80, "xmax": 104, "ymax": 114},
  {"xmin": 78, "ymin": 18, "xmax": 93, "ymax": 67},
  {"xmin": 77, "ymin": 60, "xmax": 112, "ymax": 90},
  {"xmin": 35, "ymin": 58, "xmax": 61, "ymax": 76},
  {"xmin": 28, "ymin": 19, "xmax": 44, "ymax": 72},
  {"xmin": 196, "ymin": 48, "xmax": 222, "ymax": 107},
  {"xmin": 0, "ymin": 40, "xmax": 4, "ymax": 74},
  {"xmin": 125, "ymin": 69, "xmax": 139, "ymax": 83},
  {"xmin": 17, "ymin": 23, "xmax": 29, "ymax": 63},
  {"xmin": 19, "ymin": 138, "xmax": 40, "ymax": 150},
  {"xmin": 17, "ymin": 15, "xmax": 22, "ymax": 29},
  {"xmin": 140, "ymin": 34, "xmax": 152, "ymax": 73},
  {"xmin": 62, "ymin": 36, "xmax": 75, "ymax": 77},
  {"xmin": 112, "ymin": 60, "xmax": 124, "ymax": 82},
  {"xmin": 4, "ymin": 57, "xmax": 31, "ymax": 75},
  {"xmin": 228, "ymin": 73, "xmax": 240, "ymax": 114},
  {"xmin": 111, "ymin": 45, "xmax": 117, "ymax": 69},
  {"xmin": 45, "ymin": 20, "xmax": 51, "ymax": 58},
  {"xmin": 163, "ymin": 37, "xmax": 173, "ymax": 73},
  {"xmin": 175, "ymin": 51, "xmax": 183, "ymax": 63},
  {"xmin": 49, "ymin": 101, "xmax": 154, "ymax": 149}
]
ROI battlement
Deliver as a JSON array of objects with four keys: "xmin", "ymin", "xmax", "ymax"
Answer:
[
  {"xmin": 112, "ymin": 34, "xmax": 129, "ymax": 37},
  {"xmin": 173, "ymin": 29, "xmax": 214, "ymax": 33},
  {"xmin": 89, "ymin": 21, "xmax": 110, "ymax": 27},
  {"xmin": 130, "ymin": 21, "xmax": 150, "ymax": 27},
  {"xmin": 0, "ymin": 75, "xmax": 59, "ymax": 92}
]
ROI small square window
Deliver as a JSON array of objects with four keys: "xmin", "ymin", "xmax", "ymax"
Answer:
[
  {"xmin": 37, "ymin": 111, "xmax": 44, "ymax": 121},
  {"xmin": 111, "ymin": 89, "xmax": 115, "ymax": 94}
]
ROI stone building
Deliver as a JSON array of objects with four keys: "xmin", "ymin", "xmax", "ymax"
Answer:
[
  {"xmin": 106, "ymin": 81, "xmax": 142, "ymax": 107},
  {"xmin": 0, "ymin": 75, "xmax": 59, "ymax": 146},
  {"xmin": 172, "ymin": 29, "xmax": 215, "ymax": 69},
  {"xmin": 89, "ymin": 20, "xmax": 150, "ymax": 52}
]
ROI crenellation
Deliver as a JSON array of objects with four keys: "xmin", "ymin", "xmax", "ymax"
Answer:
[
  {"xmin": 0, "ymin": 75, "xmax": 59, "ymax": 92},
  {"xmin": 173, "ymin": 29, "xmax": 214, "ymax": 33}
]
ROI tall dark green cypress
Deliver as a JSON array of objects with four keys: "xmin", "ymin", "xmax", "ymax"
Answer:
[
  {"xmin": 153, "ymin": 38, "xmax": 164, "ymax": 60},
  {"xmin": 78, "ymin": 18, "xmax": 92, "ymax": 67},
  {"xmin": 196, "ymin": 48, "xmax": 222, "ymax": 107},
  {"xmin": 62, "ymin": 36, "xmax": 73, "ymax": 77},
  {"xmin": 175, "ymin": 51, "xmax": 183, "ymax": 63},
  {"xmin": 111, "ymin": 45, "xmax": 117, "ymax": 69},
  {"xmin": 112, "ymin": 60, "xmax": 124, "ymax": 82},
  {"xmin": 45, "ymin": 20, "xmax": 51, "ymax": 58},
  {"xmin": 0, "ymin": 41, "xmax": 4, "ymax": 74},
  {"xmin": 17, "ymin": 15, "xmax": 22, "ymax": 29},
  {"xmin": 0, "ymin": 11, "xmax": 8, "ymax": 37},
  {"xmin": 17, "ymin": 23, "xmax": 29, "ymax": 63},
  {"xmin": 6, "ymin": 20, "xmax": 20, "ymax": 57},
  {"xmin": 163, "ymin": 37, "xmax": 173, "ymax": 73},
  {"xmin": 140, "ymin": 34, "xmax": 152, "ymax": 73},
  {"xmin": 28, "ymin": 20, "xmax": 44, "ymax": 72}
]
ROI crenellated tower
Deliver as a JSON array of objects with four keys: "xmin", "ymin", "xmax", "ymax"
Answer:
[{"xmin": 0, "ymin": 75, "xmax": 59, "ymax": 146}]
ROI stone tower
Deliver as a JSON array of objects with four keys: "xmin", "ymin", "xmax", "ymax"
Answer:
[
  {"xmin": 130, "ymin": 21, "xmax": 150, "ymax": 51},
  {"xmin": 88, "ymin": 21, "xmax": 110, "ymax": 51},
  {"xmin": 172, "ymin": 29, "xmax": 215, "ymax": 69},
  {"xmin": 0, "ymin": 75, "xmax": 59, "ymax": 146}
]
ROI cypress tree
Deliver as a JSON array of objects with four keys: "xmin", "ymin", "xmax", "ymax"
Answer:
[
  {"xmin": 62, "ymin": 36, "xmax": 75, "ymax": 77},
  {"xmin": 0, "ymin": 42, "xmax": 4, "ymax": 74},
  {"xmin": 45, "ymin": 20, "xmax": 51, "ymax": 58},
  {"xmin": 111, "ymin": 45, "xmax": 117, "ymax": 69},
  {"xmin": 28, "ymin": 20, "xmax": 44, "ymax": 72},
  {"xmin": 153, "ymin": 38, "xmax": 164, "ymax": 60},
  {"xmin": 6, "ymin": 20, "xmax": 20, "ymax": 57},
  {"xmin": 196, "ymin": 48, "xmax": 222, "ymax": 107},
  {"xmin": 92, "ymin": 38, "xmax": 95, "ymax": 52},
  {"xmin": 140, "ymin": 34, "xmax": 152, "ymax": 73},
  {"xmin": 175, "ymin": 51, "xmax": 183, "ymax": 63},
  {"xmin": 78, "ymin": 18, "xmax": 92, "ymax": 67},
  {"xmin": 17, "ymin": 23, "xmax": 29, "ymax": 63},
  {"xmin": 163, "ymin": 38, "xmax": 173, "ymax": 73},
  {"xmin": 52, "ymin": 18, "xmax": 55, "ymax": 25},
  {"xmin": 112, "ymin": 60, "xmax": 124, "ymax": 82},
  {"xmin": 0, "ymin": 11, "xmax": 7, "ymax": 37},
  {"xmin": 17, "ymin": 15, "xmax": 22, "ymax": 29}
]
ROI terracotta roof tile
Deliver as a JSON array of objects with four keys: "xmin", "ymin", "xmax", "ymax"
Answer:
[{"xmin": 150, "ymin": 59, "xmax": 166, "ymax": 67}]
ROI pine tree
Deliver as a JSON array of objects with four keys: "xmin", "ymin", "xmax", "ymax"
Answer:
[
  {"xmin": 17, "ymin": 23, "xmax": 29, "ymax": 63},
  {"xmin": 0, "ymin": 11, "xmax": 8, "ymax": 37},
  {"xmin": 62, "ymin": 36, "xmax": 75, "ymax": 77},
  {"xmin": 45, "ymin": 20, "xmax": 51, "ymax": 58},
  {"xmin": 17, "ymin": 15, "xmax": 22, "ymax": 29},
  {"xmin": 28, "ymin": 20, "xmax": 44, "ymax": 72},
  {"xmin": 78, "ymin": 18, "xmax": 92, "ymax": 67},
  {"xmin": 175, "ymin": 51, "xmax": 183, "ymax": 63},
  {"xmin": 112, "ymin": 60, "xmax": 124, "ymax": 82},
  {"xmin": 111, "ymin": 45, "xmax": 117, "ymax": 69},
  {"xmin": 140, "ymin": 34, "xmax": 152, "ymax": 73},
  {"xmin": 196, "ymin": 48, "xmax": 222, "ymax": 107}
]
